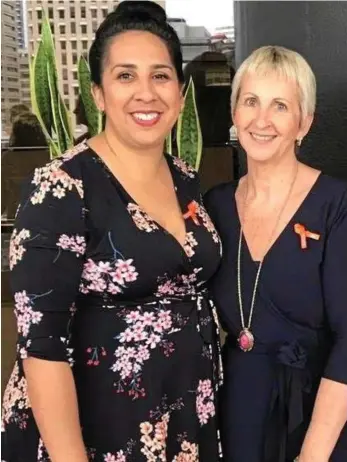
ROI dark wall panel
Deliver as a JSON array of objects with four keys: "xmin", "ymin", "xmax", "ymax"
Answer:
[{"xmin": 234, "ymin": 1, "xmax": 347, "ymax": 179}]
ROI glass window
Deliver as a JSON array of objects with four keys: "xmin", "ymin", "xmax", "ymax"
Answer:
[
  {"xmin": 37, "ymin": 10, "xmax": 42, "ymax": 20},
  {"xmin": 71, "ymin": 23, "xmax": 76, "ymax": 34},
  {"xmin": 72, "ymin": 53, "xmax": 78, "ymax": 65},
  {"xmin": 61, "ymin": 41, "xmax": 66, "ymax": 50},
  {"xmin": 59, "ymin": 25, "xmax": 65, "ymax": 35},
  {"xmin": 81, "ymin": 7, "xmax": 86, "ymax": 19},
  {"xmin": 63, "ymin": 84, "xmax": 69, "ymax": 94},
  {"xmin": 63, "ymin": 68, "xmax": 68, "ymax": 80},
  {"xmin": 61, "ymin": 53, "xmax": 67, "ymax": 65},
  {"xmin": 81, "ymin": 25, "xmax": 87, "ymax": 34},
  {"xmin": 48, "ymin": 7, "xmax": 53, "ymax": 19},
  {"xmin": 59, "ymin": 10, "xmax": 64, "ymax": 20},
  {"xmin": 91, "ymin": 9, "xmax": 97, "ymax": 19},
  {"xmin": 82, "ymin": 40, "xmax": 88, "ymax": 50},
  {"xmin": 70, "ymin": 7, "xmax": 75, "ymax": 19}
]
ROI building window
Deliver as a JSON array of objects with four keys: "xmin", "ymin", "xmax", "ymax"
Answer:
[
  {"xmin": 82, "ymin": 40, "xmax": 88, "ymax": 50},
  {"xmin": 38, "ymin": 23, "xmax": 42, "ymax": 35},
  {"xmin": 48, "ymin": 7, "xmax": 53, "ymax": 19},
  {"xmin": 73, "ymin": 71, "xmax": 78, "ymax": 80},
  {"xmin": 71, "ymin": 41, "xmax": 77, "ymax": 50},
  {"xmin": 72, "ymin": 53, "xmax": 78, "ymax": 65},
  {"xmin": 91, "ymin": 9, "xmax": 97, "ymax": 19},
  {"xmin": 81, "ymin": 6, "xmax": 86, "ymax": 19},
  {"xmin": 102, "ymin": 8, "xmax": 108, "ymax": 18},
  {"xmin": 74, "ymin": 87, "xmax": 79, "ymax": 96},
  {"xmin": 71, "ymin": 23, "xmax": 76, "ymax": 34},
  {"xmin": 37, "ymin": 10, "xmax": 42, "ymax": 20},
  {"xmin": 59, "ymin": 25, "xmax": 65, "ymax": 35},
  {"xmin": 63, "ymin": 68, "xmax": 68, "ymax": 80},
  {"xmin": 92, "ymin": 21, "xmax": 98, "ymax": 33},
  {"xmin": 59, "ymin": 10, "xmax": 64, "ymax": 19},
  {"xmin": 81, "ymin": 24, "xmax": 87, "ymax": 34},
  {"xmin": 63, "ymin": 84, "xmax": 69, "ymax": 95},
  {"xmin": 61, "ymin": 41, "xmax": 66, "ymax": 50},
  {"xmin": 70, "ymin": 7, "xmax": 75, "ymax": 19},
  {"xmin": 62, "ymin": 53, "xmax": 67, "ymax": 65}
]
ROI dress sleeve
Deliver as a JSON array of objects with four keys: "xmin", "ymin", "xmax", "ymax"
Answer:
[
  {"xmin": 322, "ymin": 189, "xmax": 347, "ymax": 384},
  {"xmin": 9, "ymin": 163, "xmax": 86, "ymax": 363}
]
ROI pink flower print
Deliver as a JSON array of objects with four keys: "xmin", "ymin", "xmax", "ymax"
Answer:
[
  {"xmin": 2, "ymin": 362, "xmax": 30, "ymax": 430},
  {"xmin": 196, "ymin": 204, "xmax": 220, "ymax": 245},
  {"xmin": 137, "ymin": 345, "xmax": 150, "ymax": 362},
  {"xmin": 140, "ymin": 422, "xmax": 153, "ymax": 435},
  {"xmin": 158, "ymin": 310, "xmax": 172, "ymax": 330},
  {"xmin": 141, "ymin": 312, "xmax": 155, "ymax": 326},
  {"xmin": 147, "ymin": 333, "xmax": 161, "ymax": 349},
  {"xmin": 184, "ymin": 232, "xmax": 198, "ymax": 258},
  {"xmin": 52, "ymin": 185, "xmax": 66, "ymax": 199},
  {"xmin": 127, "ymin": 203, "xmax": 159, "ymax": 233},
  {"xmin": 112, "ymin": 307, "xmax": 180, "ymax": 399},
  {"xmin": 14, "ymin": 291, "xmax": 43, "ymax": 337},
  {"xmin": 56, "ymin": 234, "xmax": 86, "ymax": 257},
  {"xmin": 172, "ymin": 156, "xmax": 196, "ymax": 178},
  {"xmin": 125, "ymin": 311, "xmax": 141, "ymax": 324},
  {"xmin": 104, "ymin": 451, "xmax": 126, "ymax": 462},
  {"xmin": 119, "ymin": 328, "xmax": 134, "ymax": 343},
  {"xmin": 196, "ymin": 379, "xmax": 215, "ymax": 426},
  {"xmin": 80, "ymin": 256, "xmax": 138, "ymax": 296},
  {"xmin": 108, "ymin": 283, "xmax": 122, "ymax": 295},
  {"xmin": 88, "ymin": 278, "xmax": 107, "ymax": 292},
  {"xmin": 9, "ymin": 228, "xmax": 31, "ymax": 270},
  {"xmin": 110, "ymin": 269, "xmax": 125, "ymax": 286}
]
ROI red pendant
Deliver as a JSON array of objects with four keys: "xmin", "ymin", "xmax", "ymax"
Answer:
[{"xmin": 238, "ymin": 329, "xmax": 254, "ymax": 352}]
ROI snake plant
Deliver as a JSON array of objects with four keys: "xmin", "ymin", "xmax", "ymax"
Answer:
[
  {"xmin": 176, "ymin": 77, "xmax": 203, "ymax": 171},
  {"xmin": 30, "ymin": 14, "xmax": 73, "ymax": 158}
]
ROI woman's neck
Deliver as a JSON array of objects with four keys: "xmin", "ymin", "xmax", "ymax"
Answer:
[
  {"xmin": 244, "ymin": 154, "xmax": 300, "ymax": 203},
  {"xmin": 102, "ymin": 129, "xmax": 165, "ymax": 183}
]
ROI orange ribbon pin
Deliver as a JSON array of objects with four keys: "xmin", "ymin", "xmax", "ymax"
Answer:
[
  {"xmin": 183, "ymin": 201, "xmax": 200, "ymax": 225},
  {"xmin": 294, "ymin": 223, "xmax": 320, "ymax": 249}
]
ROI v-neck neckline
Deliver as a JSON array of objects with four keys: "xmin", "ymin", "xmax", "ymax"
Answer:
[
  {"xmin": 233, "ymin": 172, "xmax": 324, "ymax": 263},
  {"xmin": 87, "ymin": 146, "xmax": 191, "ymax": 258}
]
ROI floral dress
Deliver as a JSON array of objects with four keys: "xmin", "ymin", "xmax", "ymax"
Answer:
[{"xmin": 2, "ymin": 141, "xmax": 223, "ymax": 462}]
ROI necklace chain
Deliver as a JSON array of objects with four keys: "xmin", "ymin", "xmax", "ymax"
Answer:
[{"xmin": 237, "ymin": 164, "xmax": 299, "ymax": 332}]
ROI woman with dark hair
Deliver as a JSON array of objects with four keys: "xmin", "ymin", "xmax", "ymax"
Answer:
[
  {"xmin": 9, "ymin": 113, "xmax": 47, "ymax": 148},
  {"xmin": 2, "ymin": 2, "xmax": 223, "ymax": 461}
]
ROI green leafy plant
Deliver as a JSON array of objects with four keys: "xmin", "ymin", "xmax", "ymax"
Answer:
[
  {"xmin": 78, "ymin": 56, "xmax": 103, "ymax": 137},
  {"xmin": 30, "ymin": 14, "xmax": 73, "ymax": 158},
  {"xmin": 176, "ymin": 77, "xmax": 203, "ymax": 171}
]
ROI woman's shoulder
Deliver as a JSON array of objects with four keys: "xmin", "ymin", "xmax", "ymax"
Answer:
[
  {"xmin": 204, "ymin": 180, "xmax": 238, "ymax": 204},
  {"xmin": 314, "ymin": 173, "xmax": 347, "ymax": 229}
]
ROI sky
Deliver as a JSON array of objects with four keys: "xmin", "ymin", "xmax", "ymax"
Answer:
[{"xmin": 166, "ymin": 0, "xmax": 234, "ymax": 33}]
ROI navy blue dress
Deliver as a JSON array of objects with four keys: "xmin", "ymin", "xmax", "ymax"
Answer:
[{"xmin": 204, "ymin": 174, "xmax": 347, "ymax": 462}]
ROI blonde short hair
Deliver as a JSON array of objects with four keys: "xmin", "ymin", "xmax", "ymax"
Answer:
[{"xmin": 231, "ymin": 45, "xmax": 316, "ymax": 120}]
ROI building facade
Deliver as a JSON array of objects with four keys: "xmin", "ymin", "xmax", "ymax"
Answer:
[{"xmin": 1, "ymin": 1, "xmax": 21, "ymax": 135}]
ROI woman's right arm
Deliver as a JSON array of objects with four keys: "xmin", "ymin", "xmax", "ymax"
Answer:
[
  {"xmin": 24, "ymin": 360, "xmax": 88, "ymax": 462},
  {"xmin": 10, "ymin": 165, "xmax": 88, "ymax": 461}
]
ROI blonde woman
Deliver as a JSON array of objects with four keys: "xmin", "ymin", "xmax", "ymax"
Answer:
[{"xmin": 205, "ymin": 46, "xmax": 347, "ymax": 462}]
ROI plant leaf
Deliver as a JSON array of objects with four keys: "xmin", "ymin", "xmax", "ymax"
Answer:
[
  {"xmin": 165, "ymin": 131, "xmax": 172, "ymax": 155},
  {"xmin": 176, "ymin": 77, "xmax": 203, "ymax": 171},
  {"xmin": 78, "ymin": 56, "xmax": 102, "ymax": 137}
]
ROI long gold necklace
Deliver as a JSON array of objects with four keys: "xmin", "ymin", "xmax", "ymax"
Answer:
[{"xmin": 237, "ymin": 165, "xmax": 299, "ymax": 352}]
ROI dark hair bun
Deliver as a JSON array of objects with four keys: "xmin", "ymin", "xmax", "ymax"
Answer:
[{"xmin": 115, "ymin": 1, "xmax": 167, "ymax": 24}]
